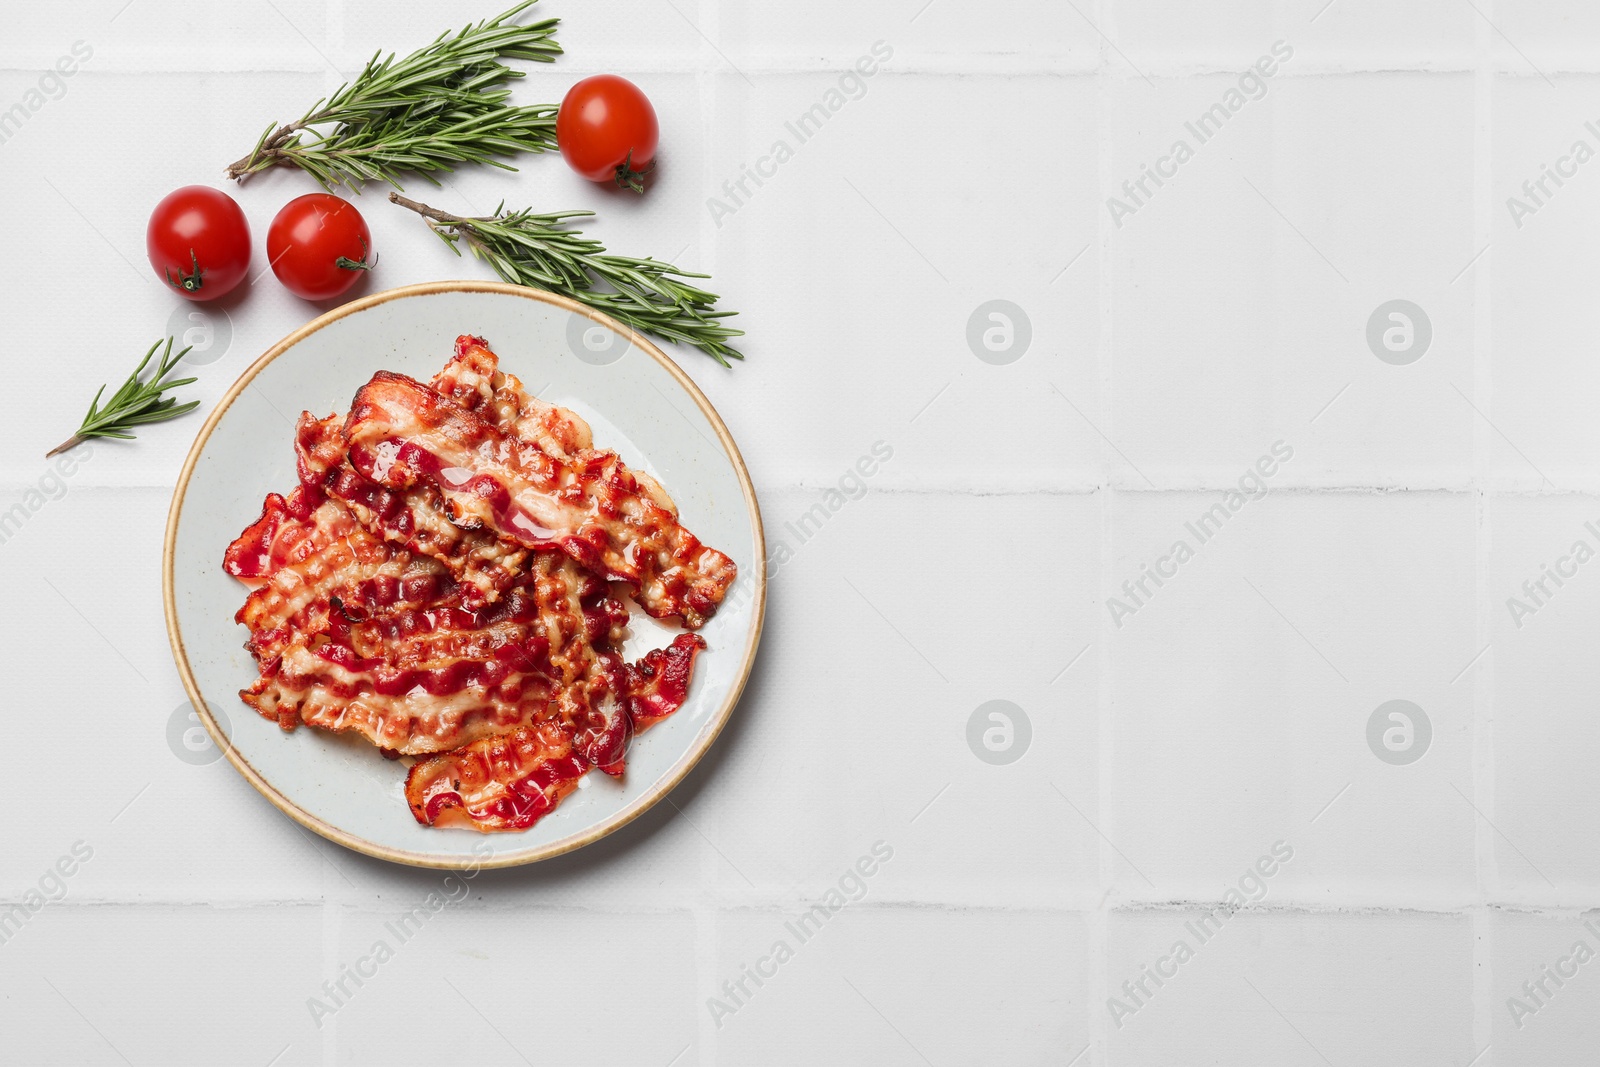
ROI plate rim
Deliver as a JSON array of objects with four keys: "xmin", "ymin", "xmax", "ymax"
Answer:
[{"xmin": 162, "ymin": 279, "xmax": 767, "ymax": 870}]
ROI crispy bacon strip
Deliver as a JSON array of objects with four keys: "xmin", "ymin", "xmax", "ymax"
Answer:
[
  {"xmin": 226, "ymin": 489, "xmax": 439, "ymax": 665},
  {"xmin": 241, "ymin": 678, "xmax": 557, "ymax": 753},
  {"xmin": 405, "ymin": 722, "xmax": 590, "ymax": 832},
  {"xmin": 406, "ymin": 635, "xmax": 707, "ymax": 832},
  {"xmin": 241, "ymin": 577, "xmax": 556, "ymax": 753},
  {"xmin": 567, "ymin": 650, "xmax": 631, "ymax": 776},
  {"xmin": 436, "ymin": 336, "xmax": 681, "ymax": 518},
  {"xmin": 344, "ymin": 369, "xmax": 736, "ymax": 628},
  {"xmin": 295, "ymin": 413, "xmax": 531, "ymax": 606},
  {"xmin": 626, "ymin": 634, "xmax": 708, "ymax": 728},
  {"xmin": 433, "ymin": 335, "xmax": 595, "ymax": 460},
  {"xmin": 433, "ymin": 336, "xmax": 680, "ymax": 521},
  {"xmin": 224, "ymin": 486, "xmax": 316, "ymax": 580},
  {"xmin": 234, "ymin": 545, "xmax": 627, "ymax": 754},
  {"xmin": 222, "ymin": 487, "xmax": 551, "ymax": 752},
  {"xmin": 290, "ymin": 337, "xmax": 597, "ymax": 605}
]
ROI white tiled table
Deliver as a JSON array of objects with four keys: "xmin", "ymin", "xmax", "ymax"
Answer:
[{"xmin": 3, "ymin": 1, "xmax": 1598, "ymax": 1063}]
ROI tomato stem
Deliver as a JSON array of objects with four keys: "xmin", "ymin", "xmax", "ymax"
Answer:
[
  {"xmin": 165, "ymin": 248, "xmax": 205, "ymax": 293},
  {"xmin": 336, "ymin": 236, "xmax": 377, "ymax": 273},
  {"xmin": 612, "ymin": 149, "xmax": 654, "ymax": 194}
]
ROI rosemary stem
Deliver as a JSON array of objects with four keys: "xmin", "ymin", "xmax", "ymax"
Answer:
[
  {"xmin": 224, "ymin": 124, "xmax": 293, "ymax": 180},
  {"xmin": 46, "ymin": 434, "xmax": 84, "ymax": 459},
  {"xmin": 389, "ymin": 192, "xmax": 468, "ymax": 224}
]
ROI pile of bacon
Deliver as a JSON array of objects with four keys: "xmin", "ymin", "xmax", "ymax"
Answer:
[{"xmin": 223, "ymin": 335, "xmax": 737, "ymax": 832}]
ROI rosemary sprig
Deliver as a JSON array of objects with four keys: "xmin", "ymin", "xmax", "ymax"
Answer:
[
  {"xmin": 49, "ymin": 338, "xmax": 200, "ymax": 457},
  {"xmin": 391, "ymin": 193, "xmax": 745, "ymax": 366},
  {"xmin": 225, "ymin": 1, "xmax": 562, "ymax": 191}
]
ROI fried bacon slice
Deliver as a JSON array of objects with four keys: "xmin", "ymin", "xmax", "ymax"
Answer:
[
  {"xmin": 405, "ymin": 722, "xmax": 590, "ymax": 833},
  {"xmin": 226, "ymin": 490, "xmax": 588, "ymax": 749},
  {"xmin": 295, "ymin": 413, "xmax": 532, "ymax": 606},
  {"xmin": 406, "ymin": 635, "xmax": 707, "ymax": 832},
  {"xmin": 431, "ymin": 335, "xmax": 683, "ymax": 528},
  {"xmin": 286, "ymin": 337, "xmax": 592, "ymax": 606},
  {"xmin": 432, "ymin": 335, "xmax": 595, "ymax": 460},
  {"xmin": 226, "ymin": 487, "xmax": 440, "ymax": 667},
  {"xmin": 223, "ymin": 485, "xmax": 321, "ymax": 581},
  {"xmin": 625, "ymin": 634, "xmax": 708, "ymax": 728},
  {"xmin": 430, "ymin": 336, "xmax": 680, "ymax": 519},
  {"xmin": 228, "ymin": 519, "xmax": 629, "ymax": 756},
  {"xmin": 344, "ymin": 366, "xmax": 736, "ymax": 628},
  {"xmin": 287, "ymin": 338, "xmax": 656, "ymax": 608},
  {"xmin": 241, "ymin": 575, "xmax": 562, "ymax": 754}
]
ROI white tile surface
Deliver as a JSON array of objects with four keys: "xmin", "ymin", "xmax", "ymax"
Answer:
[
  {"xmin": 711, "ymin": 905, "xmax": 1089, "ymax": 1064},
  {"xmin": 2, "ymin": 0, "xmax": 1596, "ymax": 1063},
  {"xmin": 1106, "ymin": 908, "xmax": 1476, "ymax": 1065},
  {"xmin": 1490, "ymin": 909, "xmax": 1600, "ymax": 1066}
]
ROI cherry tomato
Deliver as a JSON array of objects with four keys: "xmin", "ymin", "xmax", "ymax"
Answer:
[
  {"xmin": 147, "ymin": 186, "xmax": 251, "ymax": 301},
  {"xmin": 266, "ymin": 193, "xmax": 375, "ymax": 301},
  {"xmin": 556, "ymin": 75, "xmax": 659, "ymax": 192}
]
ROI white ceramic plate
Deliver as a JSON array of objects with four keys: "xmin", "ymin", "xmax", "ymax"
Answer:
[{"xmin": 164, "ymin": 281, "xmax": 765, "ymax": 869}]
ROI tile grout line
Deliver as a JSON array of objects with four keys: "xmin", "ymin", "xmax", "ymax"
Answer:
[
  {"xmin": 693, "ymin": 906, "xmax": 717, "ymax": 1067},
  {"xmin": 1469, "ymin": 6, "xmax": 1497, "ymax": 1065},
  {"xmin": 321, "ymin": 881, "xmax": 339, "ymax": 1067},
  {"xmin": 1087, "ymin": 0, "xmax": 1118, "ymax": 1061}
]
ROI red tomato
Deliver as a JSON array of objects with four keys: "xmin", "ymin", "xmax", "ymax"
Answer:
[
  {"xmin": 266, "ymin": 193, "xmax": 375, "ymax": 301},
  {"xmin": 147, "ymin": 186, "xmax": 251, "ymax": 301},
  {"xmin": 556, "ymin": 75, "xmax": 659, "ymax": 192}
]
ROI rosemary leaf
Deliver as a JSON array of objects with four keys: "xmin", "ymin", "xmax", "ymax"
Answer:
[
  {"xmin": 390, "ymin": 193, "xmax": 745, "ymax": 367},
  {"xmin": 49, "ymin": 338, "xmax": 201, "ymax": 457},
  {"xmin": 225, "ymin": 1, "xmax": 562, "ymax": 191}
]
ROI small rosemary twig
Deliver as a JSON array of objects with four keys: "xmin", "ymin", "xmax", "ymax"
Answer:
[
  {"xmin": 390, "ymin": 193, "xmax": 745, "ymax": 366},
  {"xmin": 225, "ymin": 1, "xmax": 562, "ymax": 191},
  {"xmin": 49, "ymin": 338, "xmax": 200, "ymax": 457}
]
